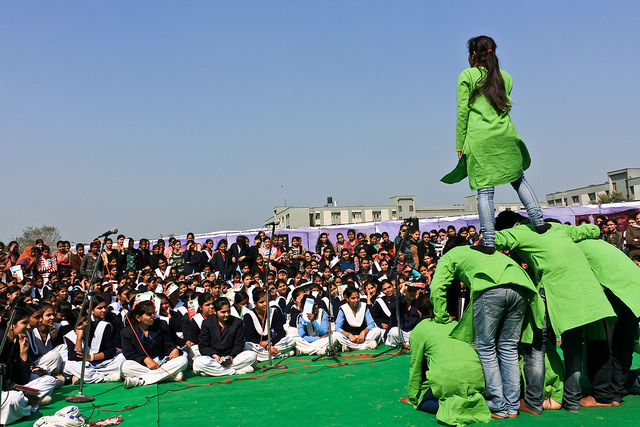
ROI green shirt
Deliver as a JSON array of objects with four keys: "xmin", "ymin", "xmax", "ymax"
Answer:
[
  {"xmin": 495, "ymin": 223, "xmax": 615, "ymax": 335},
  {"xmin": 407, "ymin": 319, "xmax": 491, "ymax": 426},
  {"xmin": 430, "ymin": 245, "xmax": 540, "ymax": 342},
  {"xmin": 577, "ymin": 239, "xmax": 640, "ymax": 317},
  {"xmin": 442, "ymin": 67, "xmax": 531, "ymax": 191}
]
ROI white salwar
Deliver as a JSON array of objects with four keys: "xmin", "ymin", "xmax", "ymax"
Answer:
[
  {"xmin": 120, "ymin": 354, "xmax": 188, "ymax": 386},
  {"xmin": 1, "ymin": 376, "xmax": 57, "ymax": 425},
  {"xmin": 192, "ymin": 351, "xmax": 257, "ymax": 377},
  {"xmin": 383, "ymin": 327, "xmax": 412, "ymax": 347}
]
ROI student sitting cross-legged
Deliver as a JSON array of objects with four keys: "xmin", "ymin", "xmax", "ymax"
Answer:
[
  {"xmin": 192, "ymin": 297, "xmax": 257, "ymax": 376},
  {"xmin": 120, "ymin": 300, "xmax": 188, "ymax": 389},
  {"xmin": 294, "ymin": 296, "xmax": 338, "ymax": 355},
  {"xmin": 243, "ymin": 288, "xmax": 295, "ymax": 361},
  {"xmin": 335, "ymin": 285, "xmax": 381, "ymax": 351}
]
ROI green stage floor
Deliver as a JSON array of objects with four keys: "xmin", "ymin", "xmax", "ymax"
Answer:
[{"xmin": 13, "ymin": 347, "xmax": 640, "ymax": 427}]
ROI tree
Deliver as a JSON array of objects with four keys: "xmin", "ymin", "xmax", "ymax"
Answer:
[
  {"xmin": 597, "ymin": 190, "xmax": 629, "ymax": 204},
  {"xmin": 13, "ymin": 225, "xmax": 61, "ymax": 250}
]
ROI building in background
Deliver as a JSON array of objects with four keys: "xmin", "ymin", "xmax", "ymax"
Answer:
[
  {"xmin": 271, "ymin": 195, "xmax": 545, "ymax": 229},
  {"xmin": 546, "ymin": 168, "xmax": 640, "ymax": 207}
]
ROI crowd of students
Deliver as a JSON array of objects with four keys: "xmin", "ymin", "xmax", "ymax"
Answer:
[{"xmin": 0, "ymin": 211, "xmax": 638, "ymax": 425}]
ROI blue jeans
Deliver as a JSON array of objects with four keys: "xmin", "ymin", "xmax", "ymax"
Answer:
[
  {"xmin": 473, "ymin": 285, "xmax": 526, "ymax": 417},
  {"xmin": 477, "ymin": 174, "xmax": 544, "ymax": 248}
]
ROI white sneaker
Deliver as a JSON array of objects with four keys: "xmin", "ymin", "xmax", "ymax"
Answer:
[
  {"xmin": 175, "ymin": 372, "xmax": 184, "ymax": 382},
  {"xmin": 39, "ymin": 396, "xmax": 53, "ymax": 406},
  {"xmin": 236, "ymin": 366, "xmax": 254, "ymax": 374},
  {"xmin": 103, "ymin": 372, "xmax": 122, "ymax": 383},
  {"xmin": 124, "ymin": 377, "xmax": 145, "ymax": 389},
  {"xmin": 365, "ymin": 340, "xmax": 378, "ymax": 350}
]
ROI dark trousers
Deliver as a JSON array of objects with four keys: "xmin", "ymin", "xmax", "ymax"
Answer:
[{"xmin": 586, "ymin": 290, "xmax": 636, "ymax": 403}]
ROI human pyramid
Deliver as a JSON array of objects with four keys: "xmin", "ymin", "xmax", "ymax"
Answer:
[
  {"xmin": 1, "ymin": 34, "xmax": 640, "ymax": 426},
  {"xmin": 401, "ymin": 34, "xmax": 640, "ymax": 426}
]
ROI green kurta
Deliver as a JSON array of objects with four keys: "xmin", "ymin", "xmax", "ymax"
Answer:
[
  {"xmin": 407, "ymin": 319, "xmax": 491, "ymax": 426},
  {"xmin": 442, "ymin": 67, "xmax": 531, "ymax": 191},
  {"xmin": 430, "ymin": 246, "xmax": 541, "ymax": 342},
  {"xmin": 577, "ymin": 239, "xmax": 640, "ymax": 317},
  {"xmin": 495, "ymin": 223, "xmax": 616, "ymax": 336}
]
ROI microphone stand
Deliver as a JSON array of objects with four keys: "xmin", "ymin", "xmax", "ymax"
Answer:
[
  {"xmin": 311, "ymin": 281, "xmax": 342, "ymax": 364},
  {"xmin": 259, "ymin": 222, "xmax": 287, "ymax": 373},
  {"xmin": 373, "ymin": 219, "xmax": 414, "ymax": 358},
  {"xmin": 66, "ymin": 236, "xmax": 109, "ymax": 403}
]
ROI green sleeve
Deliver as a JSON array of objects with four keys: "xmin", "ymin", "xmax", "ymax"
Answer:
[
  {"xmin": 456, "ymin": 70, "xmax": 471, "ymax": 152},
  {"xmin": 430, "ymin": 255, "xmax": 455, "ymax": 323},
  {"xmin": 495, "ymin": 229, "xmax": 519, "ymax": 251},
  {"xmin": 407, "ymin": 330, "xmax": 426, "ymax": 407},
  {"xmin": 563, "ymin": 224, "xmax": 600, "ymax": 242}
]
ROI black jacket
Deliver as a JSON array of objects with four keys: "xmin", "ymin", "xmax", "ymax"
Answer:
[
  {"xmin": 121, "ymin": 320, "xmax": 178, "ymax": 364},
  {"xmin": 198, "ymin": 316, "xmax": 245, "ymax": 358}
]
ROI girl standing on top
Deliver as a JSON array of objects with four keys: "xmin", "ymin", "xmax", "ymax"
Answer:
[{"xmin": 442, "ymin": 35, "xmax": 548, "ymax": 254}]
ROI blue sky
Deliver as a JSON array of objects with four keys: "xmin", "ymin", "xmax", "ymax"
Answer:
[{"xmin": 1, "ymin": 1, "xmax": 638, "ymax": 243}]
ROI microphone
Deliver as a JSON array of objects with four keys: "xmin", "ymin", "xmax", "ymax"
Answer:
[
  {"xmin": 5, "ymin": 284, "xmax": 31, "ymax": 309},
  {"xmin": 97, "ymin": 228, "xmax": 118, "ymax": 238},
  {"xmin": 264, "ymin": 220, "xmax": 280, "ymax": 226}
]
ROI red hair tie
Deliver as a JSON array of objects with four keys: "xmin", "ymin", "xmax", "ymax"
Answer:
[{"xmin": 487, "ymin": 49, "xmax": 493, "ymax": 53}]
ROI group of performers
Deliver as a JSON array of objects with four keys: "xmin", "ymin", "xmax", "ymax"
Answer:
[{"xmin": 412, "ymin": 34, "xmax": 640, "ymax": 425}]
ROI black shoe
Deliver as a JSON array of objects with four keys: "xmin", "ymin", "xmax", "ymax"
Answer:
[
  {"xmin": 471, "ymin": 245, "xmax": 495, "ymax": 255},
  {"xmin": 536, "ymin": 223, "xmax": 551, "ymax": 234}
]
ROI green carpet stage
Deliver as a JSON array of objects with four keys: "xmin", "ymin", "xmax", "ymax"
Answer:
[{"xmin": 14, "ymin": 347, "xmax": 640, "ymax": 427}]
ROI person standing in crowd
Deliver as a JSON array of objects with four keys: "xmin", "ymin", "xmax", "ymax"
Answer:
[
  {"xmin": 602, "ymin": 218, "xmax": 624, "ymax": 250},
  {"xmin": 228, "ymin": 236, "xmax": 249, "ymax": 279},
  {"xmin": 211, "ymin": 239, "xmax": 228, "ymax": 279},
  {"xmin": 168, "ymin": 239, "xmax": 185, "ymax": 274}
]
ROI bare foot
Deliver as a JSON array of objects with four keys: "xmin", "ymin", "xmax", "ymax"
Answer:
[
  {"xmin": 580, "ymin": 395, "xmax": 614, "ymax": 407},
  {"xmin": 612, "ymin": 401, "xmax": 620, "ymax": 407},
  {"xmin": 399, "ymin": 397, "xmax": 410, "ymax": 405},
  {"xmin": 491, "ymin": 413, "xmax": 507, "ymax": 420},
  {"xmin": 543, "ymin": 398, "xmax": 562, "ymax": 410},
  {"xmin": 519, "ymin": 398, "xmax": 541, "ymax": 415}
]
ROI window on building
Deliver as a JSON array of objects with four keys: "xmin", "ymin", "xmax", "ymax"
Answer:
[
  {"xmin": 398, "ymin": 206, "xmax": 402, "ymax": 212},
  {"xmin": 315, "ymin": 213, "xmax": 320, "ymax": 220},
  {"xmin": 612, "ymin": 182, "xmax": 617, "ymax": 191},
  {"xmin": 563, "ymin": 198, "xmax": 568, "ymax": 206},
  {"xmin": 572, "ymin": 196, "xmax": 579, "ymax": 204},
  {"xmin": 372, "ymin": 211, "xmax": 381, "ymax": 220},
  {"xmin": 391, "ymin": 210, "xmax": 397, "ymax": 220},
  {"xmin": 331, "ymin": 212, "xmax": 340, "ymax": 221},
  {"xmin": 588, "ymin": 192, "xmax": 596, "ymax": 202},
  {"xmin": 555, "ymin": 199, "xmax": 562, "ymax": 206},
  {"xmin": 409, "ymin": 205, "xmax": 414, "ymax": 212},
  {"xmin": 352, "ymin": 211, "xmax": 361, "ymax": 221}
]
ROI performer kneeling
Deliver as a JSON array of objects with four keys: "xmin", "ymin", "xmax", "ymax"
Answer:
[
  {"xmin": 192, "ymin": 297, "xmax": 256, "ymax": 376},
  {"xmin": 294, "ymin": 296, "xmax": 337, "ymax": 355},
  {"xmin": 403, "ymin": 295, "xmax": 491, "ymax": 426},
  {"xmin": 63, "ymin": 295, "xmax": 124, "ymax": 383},
  {"xmin": 120, "ymin": 300, "xmax": 188, "ymax": 389},
  {"xmin": 335, "ymin": 286, "xmax": 381, "ymax": 351},
  {"xmin": 243, "ymin": 288, "xmax": 295, "ymax": 361}
]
